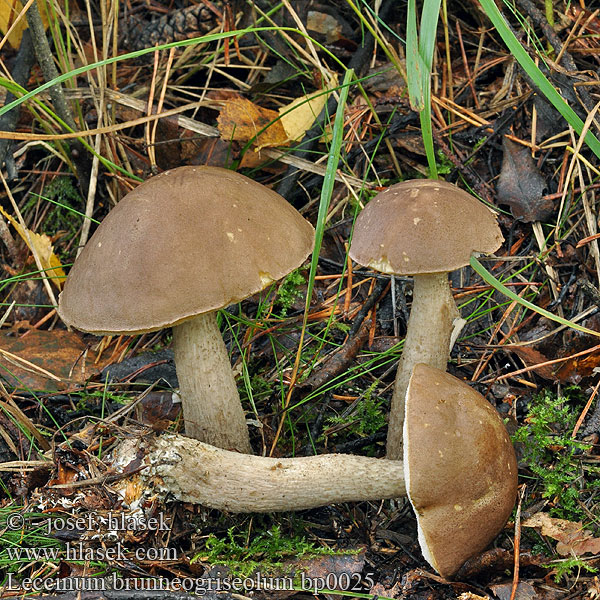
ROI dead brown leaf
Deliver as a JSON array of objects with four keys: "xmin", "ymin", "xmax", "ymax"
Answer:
[
  {"xmin": 217, "ymin": 97, "xmax": 287, "ymax": 149},
  {"xmin": 0, "ymin": 0, "xmax": 50, "ymax": 48},
  {"xmin": 0, "ymin": 329, "xmax": 108, "ymax": 391},
  {"xmin": 555, "ymin": 346, "xmax": 600, "ymax": 383},
  {"xmin": 508, "ymin": 345, "xmax": 555, "ymax": 380},
  {"xmin": 0, "ymin": 205, "xmax": 66, "ymax": 289},
  {"xmin": 497, "ymin": 138, "xmax": 552, "ymax": 222},
  {"xmin": 523, "ymin": 512, "xmax": 600, "ymax": 556}
]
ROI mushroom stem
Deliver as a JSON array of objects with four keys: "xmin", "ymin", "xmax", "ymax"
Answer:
[
  {"xmin": 386, "ymin": 272, "xmax": 460, "ymax": 460},
  {"xmin": 120, "ymin": 434, "xmax": 406, "ymax": 512},
  {"xmin": 172, "ymin": 312, "xmax": 252, "ymax": 453}
]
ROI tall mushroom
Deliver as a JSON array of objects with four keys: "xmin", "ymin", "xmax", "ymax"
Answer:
[
  {"xmin": 349, "ymin": 180, "xmax": 503, "ymax": 459},
  {"xmin": 114, "ymin": 363, "xmax": 517, "ymax": 578},
  {"xmin": 58, "ymin": 166, "xmax": 314, "ymax": 453}
]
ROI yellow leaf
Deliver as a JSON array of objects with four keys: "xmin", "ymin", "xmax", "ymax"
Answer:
[
  {"xmin": 0, "ymin": 205, "xmax": 66, "ymax": 289},
  {"xmin": 278, "ymin": 75, "xmax": 338, "ymax": 142},
  {"xmin": 0, "ymin": 0, "xmax": 49, "ymax": 49}
]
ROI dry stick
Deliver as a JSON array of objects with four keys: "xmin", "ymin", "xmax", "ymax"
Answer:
[
  {"xmin": 455, "ymin": 21, "xmax": 479, "ymax": 109},
  {"xmin": 572, "ymin": 377, "xmax": 600, "ymax": 439},
  {"xmin": 300, "ymin": 319, "xmax": 372, "ymax": 392},
  {"xmin": 77, "ymin": 133, "xmax": 102, "ymax": 255},
  {"xmin": 0, "ymin": 29, "xmax": 35, "ymax": 176},
  {"xmin": 76, "ymin": 0, "xmax": 106, "ymax": 254},
  {"xmin": 146, "ymin": 48, "xmax": 160, "ymax": 170},
  {"xmin": 481, "ymin": 342, "xmax": 600, "ymax": 384},
  {"xmin": 25, "ymin": 0, "xmax": 90, "ymax": 195},
  {"xmin": 149, "ymin": 47, "xmax": 176, "ymax": 170},
  {"xmin": 25, "ymin": 2, "xmax": 75, "ymax": 131},
  {"xmin": 509, "ymin": 485, "xmax": 526, "ymax": 600}
]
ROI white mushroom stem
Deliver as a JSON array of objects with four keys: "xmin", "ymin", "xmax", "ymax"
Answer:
[
  {"xmin": 118, "ymin": 434, "xmax": 406, "ymax": 512},
  {"xmin": 386, "ymin": 272, "xmax": 460, "ymax": 460},
  {"xmin": 172, "ymin": 312, "xmax": 252, "ymax": 454}
]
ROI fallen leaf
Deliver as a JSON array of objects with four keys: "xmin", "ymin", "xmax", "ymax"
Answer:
[
  {"xmin": 306, "ymin": 11, "xmax": 343, "ymax": 43},
  {"xmin": 0, "ymin": 0, "xmax": 30, "ymax": 48},
  {"xmin": 497, "ymin": 137, "xmax": 553, "ymax": 222},
  {"xmin": 456, "ymin": 547, "xmax": 545, "ymax": 579},
  {"xmin": 0, "ymin": 0, "xmax": 50, "ymax": 48},
  {"xmin": 217, "ymin": 80, "xmax": 336, "ymax": 151},
  {"xmin": 507, "ymin": 345, "xmax": 555, "ymax": 380},
  {"xmin": 278, "ymin": 82, "xmax": 333, "ymax": 142},
  {"xmin": 555, "ymin": 346, "xmax": 600, "ymax": 383},
  {"xmin": 217, "ymin": 96, "xmax": 287, "ymax": 149},
  {"xmin": 523, "ymin": 512, "xmax": 600, "ymax": 556},
  {"xmin": 0, "ymin": 205, "xmax": 66, "ymax": 288},
  {"xmin": 489, "ymin": 581, "xmax": 538, "ymax": 600},
  {"xmin": 0, "ymin": 329, "xmax": 108, "ymax": 391}
]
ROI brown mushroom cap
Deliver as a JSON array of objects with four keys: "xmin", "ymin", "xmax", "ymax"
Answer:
[
  {"xmin": 350, "ymin": 179, "xmax": 503, "ymax": 275},
  {"xmin": 58, "ymin": 166, "xmax": 314, "ymax": 334},
  {"xmin": 404, "ymin": 363, "xmax": 518, "ymax": 578}
]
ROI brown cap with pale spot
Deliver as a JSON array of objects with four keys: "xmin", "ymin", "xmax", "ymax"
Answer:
[
  {"xmin": 58, "ymin": 166, "xmax": 314, "ymax": 335},
  {"xmin": 404, "ymin": 363, "xmax": 518, "ymax": 578},
  {"xmin": 350, "ymin": 180, "xmax": 503, "ymax": 275}
]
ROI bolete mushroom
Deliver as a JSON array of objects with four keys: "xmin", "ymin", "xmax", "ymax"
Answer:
[
  {"xmin": 58, "ymin": 166, "xmax": 314, "ymax": 453},
  {"xmin": 404, "ymin": 363, "xmax": 518, "ymax": 578},
  {"xmin": 114, "ymin": 363, "xmax": 517, "ymax": 578},
  {"xmin": 349, "ymin": 179, "xmax": 503, "ymax": 459}
]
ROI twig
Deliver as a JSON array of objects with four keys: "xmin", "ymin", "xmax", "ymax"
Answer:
[
  {"xmin": 25, "ymin": 0, "xmax": 90, "ymax": 194},
  {"xmin": 349, "ymin": 279, "xmax": 389, "ymax": 337},
  {"xmin": 25, "ymin": 2, "xmax": 77, "ymax": 131},
  {"xmin": 0, "ymin": 29, "xmax": 35, "ymax": 175},
  {"xmin": 300, "ymin": 319, "xmax": 372, "ymax": 392},
  {"xmin": 572, "ymin": 377, "xmax": 600, "ymax": 438},
  {"xmin": 509, "ymin": 485, "xmax": 527, "ymax": 600}
]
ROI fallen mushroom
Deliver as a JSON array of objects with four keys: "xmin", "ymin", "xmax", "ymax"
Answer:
[
  {"xmin": 349, "ymin": 180, "xmax": 503, "ymax": 459},
  {"xmin": 58, "ymin": 166, "xmax": 314, "ymax": 453},
  {"xmin": 112, "ymin": 363, "xmax": 517, "ymax": 578},
  {"xmin": 404, "ymin": 363, "xmax": 518, "ymax": 578}
]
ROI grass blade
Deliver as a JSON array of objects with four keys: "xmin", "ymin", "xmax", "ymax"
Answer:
[{"xmin": 470, "ymin": 256, "xmax": 600, "ymax": 337}]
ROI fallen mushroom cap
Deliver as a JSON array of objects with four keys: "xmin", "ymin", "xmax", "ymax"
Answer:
[
  {"xmin": 404, "ymin": 363, "xmax": 518, "ymax": 578},
  {"xmin": 349, "ymin": 179, "xmax": 503, "ymax": 275},
  {"xmin": 58, "ymin": 166, "xmax": 314, "ymax": 334}
]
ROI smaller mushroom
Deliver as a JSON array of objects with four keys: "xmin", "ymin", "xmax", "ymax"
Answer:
[
  {"xmin": 349, "ymin": 179, "xmax": 503, "ymax": 459},
  {"xmin": 58, "ymin": 166, "xmax": 314, "ymax": 453},
  {"xmin": 114, "ymin": 363, "xmax": 517, "ymax": 578}
]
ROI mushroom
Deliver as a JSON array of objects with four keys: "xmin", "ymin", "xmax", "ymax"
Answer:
[
  {"xmin": 349, "ymin": 179, "xmax": 503, "ymax": 459},
  {"xmin": 114, "ymin": 363, "xmax": 517, "ymax": 578},
  {"xmin": 58, "ymin": 166, "xmax": 314, "ymax": 453},
  {"xmin": 404, "ymin": 363, "xmax": 518, "ymax": 578}
]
